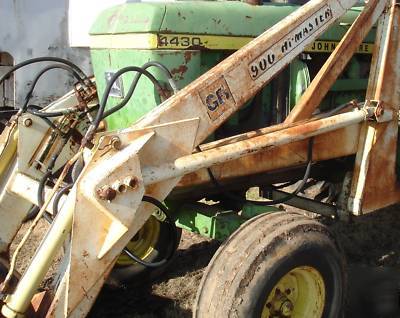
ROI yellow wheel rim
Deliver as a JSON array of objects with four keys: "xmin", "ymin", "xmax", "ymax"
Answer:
[
  {"xmin": 116, "ymin": 216, "xmax": 160, "ymax": 266},
  {"xmin": 261, "ymin": 266, "xmax": 325, "ymax": 318}
]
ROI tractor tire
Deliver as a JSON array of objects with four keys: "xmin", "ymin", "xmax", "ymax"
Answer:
[
  {"xmin": 109, "ymin": 215, "xmax": 181, "ymax": 287},
  {"xmin": 194, "ymin": 211, "xmax": 346, "ymax": 318}
]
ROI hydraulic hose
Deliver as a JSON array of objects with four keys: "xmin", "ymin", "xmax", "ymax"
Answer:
[
  {"xmin": 204, "ymin": 137, "xmax": 314, "ymax": 206},
  {"xmin": 95, "ymin": 65, "xmax": 170, "ymax": 125},
  {"xmin": 122, "ymin": 195, "xmax": 178, "ymax": 268},
  {"xmin": 21, "ymin": 64, "xmax": 85, "ymax": 113},
  {"xmin": 0, "ymin": 57, "xmax": 89, "ymax": 87}
]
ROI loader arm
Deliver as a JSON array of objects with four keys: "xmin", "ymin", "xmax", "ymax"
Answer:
[{"xmin": 1, "ymin": 0, "xmax": 396, "ymax": 317}]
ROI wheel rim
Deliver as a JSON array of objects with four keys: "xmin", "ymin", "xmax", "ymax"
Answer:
[
  {"xmin": 116, "ymin": 216, "xmax": 160, "ymax": 266},
  {"xmin": 261, "ymin": 266, "xmax": 325, "ymax": 318}
]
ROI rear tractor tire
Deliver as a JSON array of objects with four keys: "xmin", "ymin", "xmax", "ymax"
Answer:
[
  {"xmin": 109, "ymin": 215, "xmax": 181, "ymax": 287},
  {"xmin": 194, "ymin": 212, "xmax": 346, "ymax": 318}
]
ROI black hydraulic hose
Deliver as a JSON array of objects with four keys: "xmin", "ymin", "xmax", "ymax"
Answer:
[
  {"xmin": 35, "ymin": 171, "xmax": 53, "ymax": 223},
  {"xmin": 0, "ymin": 108, "xmax": 18, "ymax": 119},
  {"xmin": 92, "ymin": 66, "xmax": 164, "ymax": 131},
  {"xmin": 101, "ymin": 61, "xmax": 177, "ymax": 120},
  {"xmin": 0, "ymin": 57, "xmax": 89, "ymax": 87},
  {"xmin": 37, "ymin": 171, "xmax": 52, "ymax": 208},
  {"xmin": 52, "ymin": 184, "xmax": 73, "ymax": 217},
  {"xmin": 122, "ymin": 195, "xmax": 178, "ymax": 268},
  {"xmin": 21, "ymin": 64, "xmax": 85, "ymax": 113},
  {"xmin": 78, "ymin": 103, "xmax": 99, "ymax": 119},
  {"xmin": 52, "ymin": 154, "xmax": 85, "ymax": 217},
  {"xmin": 26, "ymin": 106, "xmax": 67, "ymax": 118},
  {"xmin": 205, "ymin": 137, "xmax": 314, "ymax": 206},
  {"xmin": 143, "ymin": 61, "xmax": 174, "ymax": 80},
  {"xmin": 27, "ymin": 120, "xmax": 75, "ymax": 222},
  {"xmin": 141, "ymin": 61, "xmax": 178, "ymax": 93},
  {"xmin": 25, "ymin": 105, "xmax": 64, "ymax": 134},
  {"xmin": 97, "ymin": 66, "xmax": 172, "ymax": 124},
  {"xmin": 23, "ymin": 205, "xmax": 40, "ymax": 223}
]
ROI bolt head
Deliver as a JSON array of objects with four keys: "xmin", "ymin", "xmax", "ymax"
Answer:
[
  {"xmin": 126, "ymin": 176, "xmax": 139, "ymax": 189},
  {"xmin": 110, "ymin": 137, "xmax": 122, "ymax": 150},
  {"xmin": 23, "ymin": 118, "xmax": 32, "ymax": 127},
  {"xmin": 280, "ymin": 300, "xmax": 294, "ymax": 316},
  {"xmin": 96, "ymin": 186, "xmax": 117, "ymax": 201}
]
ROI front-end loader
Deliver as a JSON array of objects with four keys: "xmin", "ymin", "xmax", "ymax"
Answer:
[{"xmin": 0, "ymin": 0, "xmax": 399, "ymax": 317}]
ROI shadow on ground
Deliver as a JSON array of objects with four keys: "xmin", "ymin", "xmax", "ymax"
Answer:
[
  {"xmin": 89, "ymin": 238, "xmax": 220, "ymax": 318},
  {"xmin": 90, "ymin": 206, "xmax": 400, "ymax": 318}
]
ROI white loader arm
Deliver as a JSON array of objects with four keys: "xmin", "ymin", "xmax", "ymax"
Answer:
[{"xmin": 1, "ymin": 0, "xmax": 367, "ymax": 316}]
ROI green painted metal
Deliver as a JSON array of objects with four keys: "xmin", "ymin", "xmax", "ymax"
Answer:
[
  {"xmin": 289, "ymin": 59, "xmax": 311, "ymax": 108},
  {"xmin": 89, "ymin": 1, "xmax": 382, "ymax": 239},
  {"xmin": 90, "ymin": 47, "xmax": 274, "ymax": 131},
  {"xmin": 90, "ymin": 2, "xmax": 375, "ymax": 43},
  {"xmin": 90, "ymin": 1, "xmax": 373, "ymax": 131},
  {"xmin": 174, "ymin": 202, "xmax": 280, "ymax": 241},
  {"xmin": 90, "ymin": 3, "xmax": 166, "ymax": 35},
  {"xmin": 91, "ymin": 49, "xmax": 211, "ymax": 130},
  {"xmin": 241, "ymin": 202, "xmax": 281, "ymax": 219}
]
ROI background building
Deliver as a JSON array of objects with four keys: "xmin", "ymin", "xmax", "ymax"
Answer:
[{"xmin": 0, "ymin": 0, "xmax": 128, "ymax": 107}]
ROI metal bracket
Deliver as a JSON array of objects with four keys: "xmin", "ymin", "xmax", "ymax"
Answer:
[{"xmin": 364, "ymin": 100, "xmax": 394, "ymax": 123}]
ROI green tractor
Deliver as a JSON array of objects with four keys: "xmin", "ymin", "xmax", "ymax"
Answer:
[
  {"xmin": 1, "ymin": 0, "xmax": 398, "ymax": 317},
  {"xmin": 89, "ymin": 0, "xmax": 374, "ymax": 289}
]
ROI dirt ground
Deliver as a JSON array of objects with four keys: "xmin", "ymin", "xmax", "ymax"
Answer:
[
  {"xmin": 9, "ymin": 187, "xmax": 400, "ymax": 318},
  {"xmin": 85, "ymin": 204, "xmax": 400, "ymax": 318}
]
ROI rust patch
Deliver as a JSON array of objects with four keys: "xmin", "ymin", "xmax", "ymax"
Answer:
[
  {"xmin": 96, "ymin": 186, "xmax": 117, "ymax": 201},
  {"xmin": 27, "ymin": 291, "xmax": 52, "ymax": 318},
  {"xmin": 350, "ymin": 3, "xmax": 400, "ymax": 214},
  {"xmin": 170, "ymin": 65, "xmax": 188, "ymax": 80},
  {"xmin": 361, "ymin": 122, "xmax": 400, "ymax": 212},
  {"xmin": 177, "ymin": 11, "xmax": 186, "ymax": 20},
  {"xmin": 177, "ymin": 125, "xmax": 360, "ymax": 189},
  {"xmin": 184, "ymin": 51, "xmax": 194, "ymax": 64}
]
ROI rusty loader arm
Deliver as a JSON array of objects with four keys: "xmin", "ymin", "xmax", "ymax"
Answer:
[{"xmin": 0, "ymin": 0, "xmax": 398, "ymax": 316}]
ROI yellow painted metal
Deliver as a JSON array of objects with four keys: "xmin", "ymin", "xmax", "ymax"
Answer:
[
  {"xmin": 90, "ymin": 33, "xmax": 158, "ymax": 49},
  {"xmin": 1, "ymin": 194, "xmax": 75, "ymax": 318},
  {"xmin": 261, "ymin": 266, "xmax": 325, "ymax": 318},
  {"xmin": 90, "ymin": 33, "xmax": 373, "ymax": 53},
  {"xmin": 305, "ymin": 40, "xmax": 373, "ymax": 54},
  {"xmin": 157, "ymin": 33, "xmax": 252, "ymax": 50},
  {"xmin": 0, "ymin": 124, "xmax": 18, "ymax": 179},
  {"xmin": 116, "ymin": 216, "xmax": 160, "ymax": 266}
]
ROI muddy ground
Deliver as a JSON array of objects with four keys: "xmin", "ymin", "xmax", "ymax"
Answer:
[
  {"xmin": 84, "ymin": 204, "xmax": 400, "ymax": 318},
  {"xmin": 10, "ymin": 195, "xmax": 400, "ymax": 318}
]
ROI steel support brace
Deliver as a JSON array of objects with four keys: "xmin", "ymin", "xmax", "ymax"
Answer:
[
  {"xmin": 349, "ymin": 0, "xmax": 400, "ymax": 214},
  {"xmin": 285, "ymin": 0, "xmax": 388, "ymax": 123},
  {"xmin": 269, "ymin": 189, "xmax": 337, "ymax": 217},
  {"xmin": 142, "ymin": 109, "xmax": 373, "ymax": 186}
]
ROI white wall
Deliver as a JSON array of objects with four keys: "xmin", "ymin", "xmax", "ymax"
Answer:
[
  {"xmin": 69, "ymin": 0, "xmax": 127, "ymax": 47},
  {"xmin": 0, "ymin": 0, "xmax": 92, "ymax": 106},
  {"xmin": 0, "ymin": 0, "xmax": 146, "ymax": 107}
]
